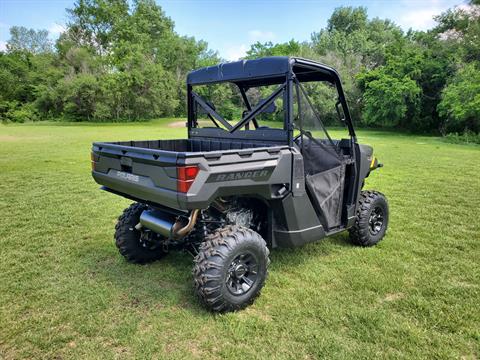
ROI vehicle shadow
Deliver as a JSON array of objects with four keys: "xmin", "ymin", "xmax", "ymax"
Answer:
[
  {"xmin": 84, "ymin": 231, "xmax": 354, "ymax": 314},
  {"xmin": 83, "ymin": 245, "xmax": 208, "ymax": 313},
  {"xmin": 270, "ymin": 231, "xmax": 354, "ymax": 266}
]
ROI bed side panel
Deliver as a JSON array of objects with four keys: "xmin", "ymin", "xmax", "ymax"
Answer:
[{"xmin": 177, "ymin": 147, "xmax": 292, "ymax": 209}]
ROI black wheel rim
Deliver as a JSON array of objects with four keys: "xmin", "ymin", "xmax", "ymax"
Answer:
[
  {"xmin": 226, "ymin": 252, "xmax": 258, "ymax": 296},
  {"xmin": 369, "ymin": 206, "xmax": 384, "ymax": 235}
]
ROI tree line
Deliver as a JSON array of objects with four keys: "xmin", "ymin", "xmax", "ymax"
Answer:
[{"xmin": 0, "ymin": 0, "xmax": 479, "ymax": 136}]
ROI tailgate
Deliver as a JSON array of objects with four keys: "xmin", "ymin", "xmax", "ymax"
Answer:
[{"xmin": 91, "ymin": 142, "xmax": 180, "ymax": 209}]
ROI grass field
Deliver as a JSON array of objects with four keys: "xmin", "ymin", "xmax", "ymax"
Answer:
[{"xmin": 1, "ymin": 119, "xmax": 479, "ymax": 359}]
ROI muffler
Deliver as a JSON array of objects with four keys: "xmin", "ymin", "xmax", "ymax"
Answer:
[
  {"xmin": 139, "ymin": 210, "xmax": 175, "ymax": 238},
  {"xmin": 138, "ymin": 209, "xmax": 199, "ymax": 239}
]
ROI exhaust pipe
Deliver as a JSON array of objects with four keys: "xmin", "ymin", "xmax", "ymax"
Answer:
[
  {"xmin": 139, "ymin": 209, "xmax": 199, "ymax": 239},
  {"xmin": 172, "ymin": 209, "xmax": 199, "ymax": 239}
]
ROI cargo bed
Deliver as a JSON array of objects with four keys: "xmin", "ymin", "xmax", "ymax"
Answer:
[
  {"xmin": 91, "ymin": 138, "xmax": 291, "ymax": 211},
  {"xmin": 103, "ymin": 138, "xmax": 278, "ymax": 152}
]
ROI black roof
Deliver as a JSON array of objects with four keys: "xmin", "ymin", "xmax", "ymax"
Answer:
[{"xmin": 186, "ymin": 56, "xmax": 341, "ymax": 87}]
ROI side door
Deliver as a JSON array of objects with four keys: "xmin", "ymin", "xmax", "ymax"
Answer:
[{"xmin": 293, "ymin": 79, "xmax": 354, "ymax": 230}]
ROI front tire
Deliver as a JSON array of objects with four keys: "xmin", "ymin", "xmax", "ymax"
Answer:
[
  {"xmin": 114, "ymin": 203, "xmax": 167, "ymax": 264},
  {"xmin": 193, "ymin": 225, "xmax": 270, "ymax": 312},
  {"xmin": 349, "ymin": 190, "xmax": 389, "ymax": 247}
]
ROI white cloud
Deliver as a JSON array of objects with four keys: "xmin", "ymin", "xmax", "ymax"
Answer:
[
  {"xmin": 395, "ymin": 0, "xmax": 468, "ymax": 31},
  {"xmin": 48, "ymin": 23, "xmax": 65, "ymax": 36},
  {"xmin": 248, "ymin": 30, "xmax": 276, "ymax": 42},
  {"xmin": 0, "ymin": 41, "xmax": 6, "ymax": 52},
  {"xmin": 397, "ymin": 8, "xmax": 440, "ymax": 30},
  {"xmin": 224, "ymin": 44, "xmax": 248, "ymax": 61}
]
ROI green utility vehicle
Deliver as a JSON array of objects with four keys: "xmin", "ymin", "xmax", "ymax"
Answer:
[{"xmin": 91, "ymin": 57, "xmax": 388, "ymax": 312}]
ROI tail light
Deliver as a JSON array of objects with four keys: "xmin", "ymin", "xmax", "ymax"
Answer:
[
  {"xmin": 91, "ymin": 152, "xmax": 98, "ymax": 171},
  {"xmin": 177, "ymin": 165, "xmax": 199, "ymax": 193}
]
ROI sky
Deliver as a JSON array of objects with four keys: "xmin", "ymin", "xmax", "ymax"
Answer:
[{"xmin": 0, "ymin": 0, "xmax": 466, "ymax": 60}]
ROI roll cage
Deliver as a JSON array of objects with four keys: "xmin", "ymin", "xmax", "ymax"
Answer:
[{"xmin": 186, "ymin": 56, "xmax": 356, "ymax": 146}]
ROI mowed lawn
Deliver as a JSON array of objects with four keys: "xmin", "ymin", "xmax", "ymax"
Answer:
[{"xmin": 0, "ymin": 120, "xmax": 479, "ymax": 359}]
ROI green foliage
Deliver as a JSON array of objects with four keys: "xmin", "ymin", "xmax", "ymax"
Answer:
[
  {"xmin": 58, "ymin": 0, "xmax": 217, "ymax": 120},
  {"xmin": 195, "ymin": 83, "xmax": 243, "ymax": 121},
  {"xmin": 245, "ymin": 40, "xmax": 301, "ymax": 58},
  {"xmin": 438, "ymin": 63, "xmax": 480, "ymax": 133},
  {"xmin": 434, "ymin": 3, "xmax": 480, "ymax": 62},
  {"xmin": 309, "ymin": 7, "xmax": 408, "ymax": 127},
  {"xmin": 66, "ymin": 0, "xmax": 130, "ymax": 55},
  {"xmin": 444, "ymin": 130, "xmax": 480, "ymax": 144},
  {"xmin": 0, "ymin": 0, "xmax": 218, "ymax": 122},
  {"xmin": 0, "ymin": 51, "xmax": 61, "ymax": 120},
  {"xmin": 312, "ymin": 7, "xmax": 405, "ymax": 68},
  {"xmin": 358, "ymin": 70, "xmax": 420, "ymax": 127},
  {"xmin": 61, "ymin": 74, "xmax": 100, "ymax": 120},
  {"xmin": 0, "ymin": 52, "xmax": 32, "ymax": 103},
  {"xmin": 1, "ymin": 1, "xmax": 479, "ymax": 137},
  {"xmin": 0, "ymin": 101, "xmax": 38, "ymax": 123},
  {"xmin": 7, "ymin": 26, "xmax": 53, "ymax": 54},
  {"xmin": 7, "ymin": 105, "xmax": 38, "ymax": 123},
  {"xmin": 327, "ymin": 6, "xmax": 368, "ymax": 33}
]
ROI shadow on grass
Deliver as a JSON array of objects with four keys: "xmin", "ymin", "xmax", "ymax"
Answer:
[
  {"xmin": 271, "ymin": 231, "xmax": 354, "ymax": 265},
  {"xmin": 80, "ymin": 245, "xmax": 208, "ymax": 313},
  {"xmin": 81, "ymin": 230, "xmax": 354, "ymax": 313}
]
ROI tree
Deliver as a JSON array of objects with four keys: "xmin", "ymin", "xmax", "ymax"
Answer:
[
  {"xmin": 434, "ymin": 3, "xmax": 480, "ymax": 62},
  {"xmin": 0, "ymin": 52, "xmax": 31, "ymax": 102},
  {"xmin": 309, "ymin": 6, "xmax": 409, "ymax": 126},
  {"xmin": 312, "ymin": 7, "xmax": 405, "ymax": 68},
  {"xmin": 245, "ymin": 40, "xmax": 301, "ymax": 58},
  {"xmin": 357, "ymin": 69, "xmax": 420, "ymax": 128},
  {"xmin": 61, "ymin": 74, "xmax": 100, "ymax": 120},
  {"xmin": 327, "ymin": 6, "xmax": 368, "ymax": 34},
  {"xmin": 0, "ymin": 49, "xmax": 60, "ymax": 121},
  {"xmin": 438, "ymin": 63, "xmax": 480, "ymax": 134},
  {"xmin": 6, "ymin": 26, "xmax": 53, "ymax": 54},
  {"xmin": 0, "ymin": 0, "xmax": 477, "ymax": 134},
  {"xmin": 66, "ymin": 0, "xmax": 129, "ymax": 55},
  {"xmin": 58, "ymin": 0, "xmax": 217, "ymax": 119}
]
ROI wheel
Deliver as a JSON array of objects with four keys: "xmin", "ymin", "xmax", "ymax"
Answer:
[
  {"xmin": 193, "ymin": 225, "xmax": 270, "ymax": 312},
  {"xmin": 349, "ymin": 190, "xmax": 389, "ymax": 247},
  {"xmin": 114, "ymin": 203, "xmax": 167, "ymax": 264}
]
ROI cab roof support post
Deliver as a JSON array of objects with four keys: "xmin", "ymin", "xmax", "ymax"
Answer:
[
  {"xmin": 286, "ymin": 72, "xmax": 294, "ymax": 147},
  {"xmin": 187, "ymin": 84, "xmax": 194, "ymax": 132}
]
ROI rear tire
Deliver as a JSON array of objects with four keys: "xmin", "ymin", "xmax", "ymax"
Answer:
[
  {"xmin": 115, "ymin": 203, "xmax": 167, "ymax": 264},
  {"xmin": 349, "ymin": 190, "xmax": 389, "ymax": 247},
  {"xmin": 193, "ymin": 225, "xmax": 270, "ymax": 312}
]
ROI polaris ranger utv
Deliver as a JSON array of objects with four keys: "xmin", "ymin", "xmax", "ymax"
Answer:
[{"xmin": 91, "ymin": 57, "xmax": 388, "ymax": 312}]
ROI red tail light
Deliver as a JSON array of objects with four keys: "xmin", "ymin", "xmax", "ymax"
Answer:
[
  {"xmin": 177, "ymin": 165, "xmax": 199, "ymax": 193},
  {"xmin": 91, "ymin": 152, "xmax": 97, "ymax": 171}
]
